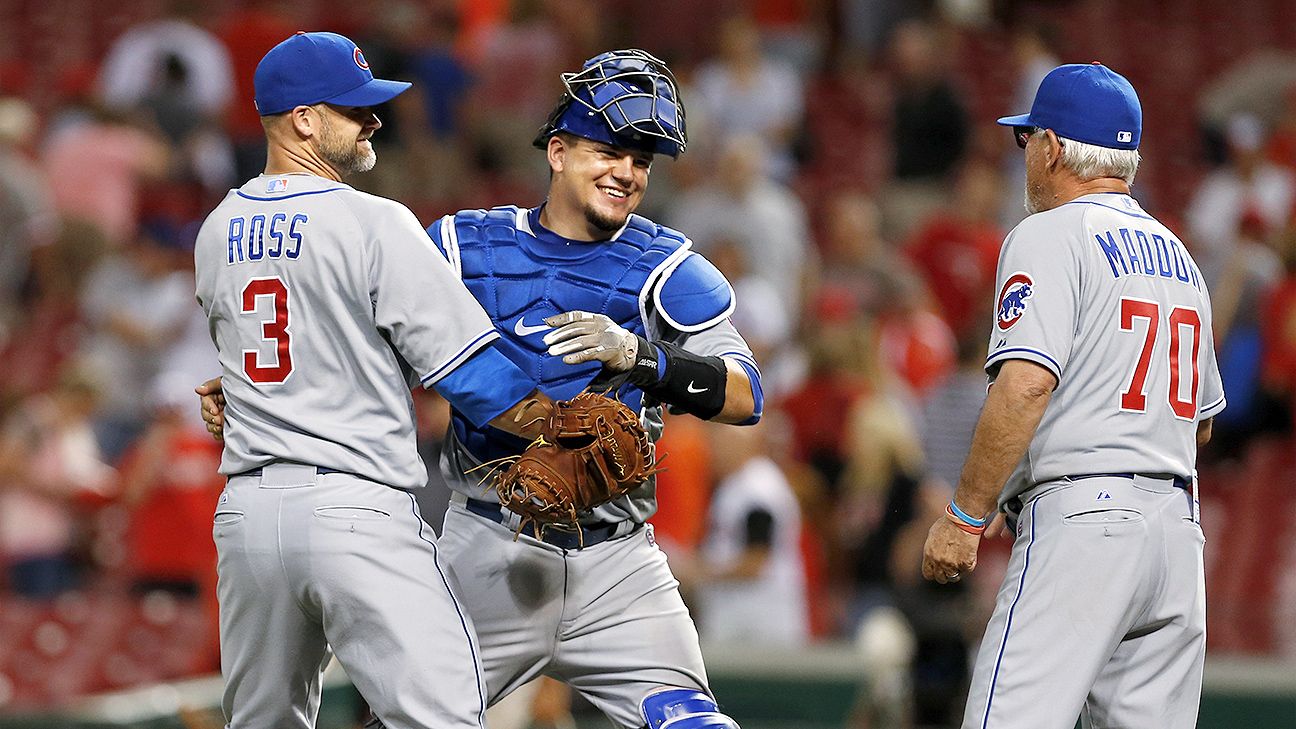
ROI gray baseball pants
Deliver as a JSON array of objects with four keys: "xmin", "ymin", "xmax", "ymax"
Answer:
[
  {"xmin": 963, "ymin": 474, "xmax": 1206, "ymax": 729},
  {"xmin": 214, "ymin": 464, "xmax": 487, "ymax": 729}
]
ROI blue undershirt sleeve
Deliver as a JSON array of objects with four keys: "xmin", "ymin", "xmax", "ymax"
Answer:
[
  {"xmin": 433, "ymin": 346, "xmax": 535, "ymax": 428},
  {"xmin": 734, "ymin": 358, "xmax": 763, "ymax": 426}
]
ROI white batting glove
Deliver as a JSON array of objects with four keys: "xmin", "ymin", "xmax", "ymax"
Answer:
[{"xmin": 543, "ymin": 311, "xmax": 640, "ymax": 372}]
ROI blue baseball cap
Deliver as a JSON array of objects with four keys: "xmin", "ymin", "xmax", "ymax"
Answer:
[
  {"xmin": 253, "ymin": 32, "xmax": 411, "ymax": 116},
  {"xmin": 997, "ymin": 62, "xmax": 1141, "ymax": 150}
]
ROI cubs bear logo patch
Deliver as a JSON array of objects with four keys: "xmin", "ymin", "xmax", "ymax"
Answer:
[{"xmin": 996, "ymin": 272, "xmax": 1035, "ymax": 331}]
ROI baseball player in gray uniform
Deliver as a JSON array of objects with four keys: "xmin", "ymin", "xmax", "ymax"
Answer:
[
  {"xmin": 920, "ymin": 63, "xmax": 1226, "ymax": 729},
  {"xmin": 202, "ymin": 49, "xmax": 760, "ymax": 729},
  {"xmin": 194, "ymin": 32, "xmax": 553, "ymax": 729}
]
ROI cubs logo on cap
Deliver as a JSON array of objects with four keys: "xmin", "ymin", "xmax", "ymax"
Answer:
[
  {"xmin": 353, "ymin": 47, "xmax": 369, "ymax": 70},
  {"xmin": 996, "ymin": 272, "xmax": 1035, "ymax": 331}
]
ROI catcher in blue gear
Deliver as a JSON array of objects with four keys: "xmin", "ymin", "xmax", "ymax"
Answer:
[
  {"xmin": 427, "ymin": 48, "xmax": 759, "ymax": 729},
  {"xmin": 202, "ymin": 49, "xmax": 759, "ymax": 729}
]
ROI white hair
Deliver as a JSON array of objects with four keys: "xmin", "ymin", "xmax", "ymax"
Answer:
[{"xmin": 1056, "ymin": 134, "xmax": 1141, "ymax": 184}]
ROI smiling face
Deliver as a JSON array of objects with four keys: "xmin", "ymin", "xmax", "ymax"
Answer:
[
  {"xmin": 547, "ymin": 133, "xmax": 652, "ymax": 237},
  {"xmin": 313, "ymin": 103, "xmax": 381, "ymax": 175}
]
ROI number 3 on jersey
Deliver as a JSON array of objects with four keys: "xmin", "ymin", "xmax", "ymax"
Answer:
[
  {"xmin": 242, "ymin": 277, "xmax": 293, "ymax": 384},
  {"xmin": 1119, "ymin": 297, "xmax": 1200, "ymax": 420}
]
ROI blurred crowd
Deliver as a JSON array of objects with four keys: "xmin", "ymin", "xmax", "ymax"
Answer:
[{"xmin": 1, "ymin": 0, "xmax": 1295, "ymax": 723}]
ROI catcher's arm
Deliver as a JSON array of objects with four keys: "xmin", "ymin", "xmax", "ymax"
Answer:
[{"xmin": 543, "ymin": 312, "xmax": 759, "ymax": 424}]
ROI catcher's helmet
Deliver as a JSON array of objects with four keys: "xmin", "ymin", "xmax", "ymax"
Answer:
[{"xmin": 533, "ymin": 49, "xmax": 687, "ymax": 158}]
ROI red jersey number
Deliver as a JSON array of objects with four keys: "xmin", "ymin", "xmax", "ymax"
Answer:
[
  {"xmin": 241, "ymin": 277, "xmax": 293, "ymax": 384},
  {"xmin": 1118, "ymin": 297, "xmax": 1200, "ymax": 420}
]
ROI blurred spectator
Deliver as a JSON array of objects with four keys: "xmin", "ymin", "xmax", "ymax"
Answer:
[
  {"xmin": 885, "ymin": 480, "xmax": 976, "ymax": 727},
  {"xmin": 999, "ymin": 21, "xmax": 1060, "ymax": 229},
  {"xmin": 814, "ymin": 191, "xmax": 912, "ymax": 318},
  {"xmin": 780, "ymin": 310, "xmax": 874, "ymax": 493},
  {"xmin": 0, "ymin": 98, "xmax": 58, "ymax": 347},
  {"xmin": 917, "ymin": 331, "xmax": 990, "ymax": 492},
  {"xmin": 0, "ymin": 366, "xmax": 116, "ymax": 598},
  {"xmin": 139, "ymin": 53, "xmax": 237, "ymax": 193},
  {"xmin": 376, "ymin": 3, "xmax": 478, "ymax": 206},
  {"xmin": 883, "ymin": 19, "xmax": 968, "ymax": 239},
  {"xmin": 41, "ymin": 105, "xmax": 169, "ymax": 247},
  {"xmin": 1265, "ymin": 82, "xmax": 1296, "ymax": 172},
  {"xmin": 667, "ymin": 134, "xmax": 813, "ymax": 325},
  {"xmin": 0, "ymin": 222, "xmax": 107, "ymax": 405},
  {"xmin": 903, "ymin": 161, "xmax": 1004, "ymax": 341},
  {"xmin": 464, "ymin": 0, "xmax": 567, "ymax": 187},
  {"xmin": 77, "ymin": 223, "xmax": 199, "ymax": 459},
  {"xmin": 216, "ymin": 0, "xmax": 302, "ymax": 181},
  {"xmin": 95, "ymin": 1, "xmax": 234, "ymax": 122},
  {"xmin": 708, "ymin": 237, "xmax": 803, "ymax": 398},
  {"xmin": 1186, "ymin": 113, "xmax": 1295, "ymax": 279},
  {"xmin": 1207, "ymin": 211, "xmax": 1284, "ymax": 449},
  {"xmin": 750, "ymin": 0, "xmax": 826, "ymax": 75},
  {"xmin": 392, "ymin": 5, "xmax": 474, "ymax": 142},
  {"xmin": 692, "ymin": 422, "xmax": 809, "ymax": 647},
  {"xmin": 650, "ymin": 412, "xmax": 715, "ymax": 558},
  {"xmin": 1258, "ymin": 225, "xmax": 1296, "ymax": 431},
  {"xmin": 689, "ymin": 14, "xmax": 806, "ymax": 179},
  {"xmin": 837, "ymin": 337, "xmax": 925, "ymax": 615},
  {"xmin": 116, "ymin": 402, "xmax": 222, "ymax": 597}
]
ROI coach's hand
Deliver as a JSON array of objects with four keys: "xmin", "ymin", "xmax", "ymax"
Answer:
[
  {"xmin": 921, "ymin": 517, "xmax": 980, "ymax": 584},
  {"xmin": 195, "ymin": 377, "xmax": 226, "ymax": 442},
  {"xmin": 543, "ymin": 311, "xmax": 638, "ymax": 372}
]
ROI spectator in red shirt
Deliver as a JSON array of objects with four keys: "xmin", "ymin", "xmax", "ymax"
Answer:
[{"xmin": 903, "ymin": 161, "xmax": 1005, "ymax": 341}]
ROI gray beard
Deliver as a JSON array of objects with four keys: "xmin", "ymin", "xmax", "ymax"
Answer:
[{"xmin": 318, "ymin": 118, "xmax": 376, "ymax": 175}]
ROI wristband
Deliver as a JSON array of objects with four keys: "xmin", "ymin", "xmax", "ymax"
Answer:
[
  {"xmin": 626, "ymin": 336, "xmax": 727, "ymax": 419},
  {"xmin": 945, "ymin": 501, "xmax": 987, "ymax": 536}
]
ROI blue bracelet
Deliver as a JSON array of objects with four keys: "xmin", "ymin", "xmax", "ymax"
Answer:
[{"xmin": 948, "ymin": 500, "xmax": 987, "ymax": 528}]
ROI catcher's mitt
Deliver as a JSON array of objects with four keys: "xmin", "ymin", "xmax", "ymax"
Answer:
[{"xmin": 493, "ymin": 392, "xmax": 658, "ymax": 537}]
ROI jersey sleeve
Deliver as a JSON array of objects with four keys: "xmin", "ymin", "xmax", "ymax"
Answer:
[
  {"xmin": 985, "ymin": 215, "xmax": 1082, "ymax": 382},
  {"xmin": 1197, "ymin": 289, "xmax": 1227, "ymax": 419},
  {"xmin": 361, "ymin": 199, "xmax": 498, "ymax": 386}
]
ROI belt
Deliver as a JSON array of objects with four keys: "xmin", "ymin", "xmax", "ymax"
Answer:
[
  {"xmin": 232, "ymin": 464, "xmax": 347, "ymax": 479},
  {"xmin": 1070, "ymin": 472, "xmax": 1191, "ymax": 490},
  {"xmin": 462, "ymin": 497, "xmax": 638, "ymax": 550}
]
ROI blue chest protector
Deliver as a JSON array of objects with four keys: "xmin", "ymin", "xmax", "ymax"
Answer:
[{"xmin": 430, "ymin": 206, "xmax": 691, "ymax": 463}]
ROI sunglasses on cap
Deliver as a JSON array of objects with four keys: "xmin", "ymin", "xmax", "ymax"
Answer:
[{"xmin": 1013, "ymin": 125, "xmax": 1038, "ymax": 149}]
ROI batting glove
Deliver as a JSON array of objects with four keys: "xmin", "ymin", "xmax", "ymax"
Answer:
[{"xmin": 543, "ymin": 311, "xmax": 639, "ymax": 372}]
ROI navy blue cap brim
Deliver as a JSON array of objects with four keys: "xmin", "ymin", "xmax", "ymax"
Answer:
[
  {"xmin": 996, "ymin": 113, "xmax": 1033, "ymax": 127},
  {"xmin": 322, "ymin": 78, "xmax": 412, "ymax": 109}
]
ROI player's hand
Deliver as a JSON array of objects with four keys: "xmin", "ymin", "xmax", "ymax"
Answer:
[
  {"xmin": 921, "ymin": 517, "xmax": 980, "ymax": 584},
  {"xmin": 984, "ymin": 512, "xmax": 1010, "ymax": 539},
  {"xmin": 195, "ymin": 377, "xmax": 226, "ymax": 442},
  {"xmin": 543, "ymin": 311, "xmax": 639, "ymax": 372}
]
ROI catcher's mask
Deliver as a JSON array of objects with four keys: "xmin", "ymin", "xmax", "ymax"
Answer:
[{"xmin": 533, "ymin": 49, "xmax": 687, "ymax": 159}]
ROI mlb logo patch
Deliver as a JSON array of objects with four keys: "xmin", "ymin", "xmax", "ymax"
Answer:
[
  {"xmin": 1117, "ymin": 131, "xmax": 1133, "ymax": 143},
  {"xmin": 265, "ymin": 178, "xmax": 288, "ymax": 193},
  {"xmin": 996, "ymin": 272, "xmax": 1035, "ymax": 331}
]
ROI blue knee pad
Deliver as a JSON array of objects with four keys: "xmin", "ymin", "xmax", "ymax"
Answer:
[{"xmin": 641, "ymin": 688, "xmax": 740, "ymax": 729}]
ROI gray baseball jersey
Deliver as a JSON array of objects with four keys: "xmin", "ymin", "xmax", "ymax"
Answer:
[
  {"xmin": 197, "ymin": 173, "xmax": 504, "ymax": 729},
  {"xmin": 964, "ymin": 192, "xmax": 1224, "ymax": 729},
  {"xmin": 195, "ymin": 173, "xmax": 499, "ymax": 488},
  {"xmin": 986, "ymin": 192, "xmax": 1225, "ymax": 506}
]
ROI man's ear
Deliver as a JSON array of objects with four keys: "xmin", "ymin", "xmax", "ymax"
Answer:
[
  {"xmin": 1045, "ymin": 129, "xmax": 1063, "ymax": 170},
  {"xmin": 547, "ymin": 134, "xmax": 567, "ymax": 174},
  {"xmin": 289, "ymin": 105, "xmax": 318, "ymax": 139}
]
